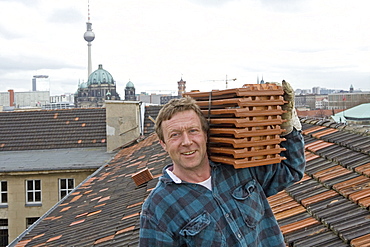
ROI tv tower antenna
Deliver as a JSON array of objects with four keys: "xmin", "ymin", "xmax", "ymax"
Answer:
[{"xmin": 84, "ymin": 0, "xmax": 95, "ymax": 79}]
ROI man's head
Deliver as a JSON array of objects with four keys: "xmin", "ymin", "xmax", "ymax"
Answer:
[
  {"xmin": 155, "ymin": 96, "xmax": 210, "ymax": 182},
  {"xmin": 155, "ymin": 96, "xmax": 209, "ymax": 143}
]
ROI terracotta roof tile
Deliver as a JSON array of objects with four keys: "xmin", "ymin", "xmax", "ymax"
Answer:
[
  {"xmin": 69, "ymin": 219, "xmax": 85, "ymax": 226},
  {"xmin": 46, "ymin": 235, "xmax": 62, "ymax": 243},
  {"xmin": 94, "ymin": 234, "xmax": 115, "ymax": 245},
  {"xmin": 351, "ymin": 233, "xmax": 370, "ymax": 247},
  {"xmin": 301, "ymin": 190, "xmax": 339, "ymax": 207}
]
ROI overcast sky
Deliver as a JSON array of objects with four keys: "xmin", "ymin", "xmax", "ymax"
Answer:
[{"xmin": 1, "ymin": 0, "xmax": 370, "ymax": 96}]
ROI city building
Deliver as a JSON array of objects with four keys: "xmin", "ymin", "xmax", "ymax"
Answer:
[
  {"xmin": 42, "ymin": 102, "xmax": 75, "ymax": 110},
  {"xmin": 331, "ymin": 103, "xmax": 370, "ymax": 124},
  {"xmin": 50, "ymin": 93, "xmax": 75, "ymax": 104},
  {"xmin": 124, "ymin": 81, "xmax": 136, "ymax": 101},
  {"xmin": 328, "ymin": 92, "xmax": 370, "ymax": 110},
  {"xmin": 31, "ymin": 75, "xmax": 49, "ymax": 92},
  {"xmin": 0, "ymin": 90, "xmax": 50, "ymax": 109},
  {"xmin": 0, "ymin": 100, "xmax": 150, "ymax": 245},
  {"xmin": 74, "ymin": 64, "xmax": 120, "ymax": 108},
  {"xmin": 0, "ymin": 108, "xmax": 115, "ymax": 245},
  {"xmin": 177, "ymin": 77, "xmax": 186, "ymax": 96}
]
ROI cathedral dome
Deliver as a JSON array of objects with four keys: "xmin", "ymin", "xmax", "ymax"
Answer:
[
  {"xmin": 87, "ymin": 64, "xmax": 115, "ymax": 86},
  {"xmin": 126, "ymin": 80, "xmax": 134, "ymax": 88}
]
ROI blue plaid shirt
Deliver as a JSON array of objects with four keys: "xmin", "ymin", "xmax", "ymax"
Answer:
[{"xmin": 140, "ymin": 129, "xmax": 305, "ymax": 247}]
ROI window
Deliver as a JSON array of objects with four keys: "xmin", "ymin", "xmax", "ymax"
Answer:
[
  {"xmin": 26, "ymin": 217, "xmax": 39, "ymax": 229},
  {"xmin": 0, "ymin": 219, "xmax": 8, "ymax": 247},
  {"xmin": 0, "ymin": 181, "xmax": 7, "ymax": 205},
  {"xmin": 59, "ymin": 179, "xmax": 74, "ymax": 200},
  {"xmin": 26, "ymin": 180, "xmax": 41, "ymax": 204}
]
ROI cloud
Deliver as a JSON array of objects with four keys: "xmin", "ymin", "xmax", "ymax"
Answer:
[
  {"xmin": 186, "ymin": 0, "xmax": 238, "ymax": 7},
  {"xmin": 258, "ymin": 0, "xmax": 310, "ymax": 12},
  {"xmin": 48, "ymin": 7, "xmax": 84, "ymax": 24},
  {"xmin": 0, "ymin": 24, "xmax": 22, "ymax": 39},
  {"xmin": 0, "ymin": 55, "xmax": 83, "ymax": 74}
]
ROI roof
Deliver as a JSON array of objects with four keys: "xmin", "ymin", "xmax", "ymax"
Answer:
[
  {"xmin": 332, "ymin": 103, "xmax": 370, "ymax": 122},
  {"xmin": 126, "ymin": 81, "xmax": 135, "ymax": 88},
  {"xmin": 0, "ymin": 108, "xmax": 107, "ymax": 151},
  {"xmin": 0, "ymin": 147, "xmax": 113, "ymax": 173},
  {"xmin": 87, "ymin": 64, "xmax": 115, "ymax": 87},
  {"xmin": 10, "ymin": 119, "xmax": 370, "ymax": 246},
  {"xmin": 0, "ymin": 108, "xmax": 114, "ymax": 173},
  {"xmin": 10, "ymin": 134, "xmax": 166, "ymax": 246}
]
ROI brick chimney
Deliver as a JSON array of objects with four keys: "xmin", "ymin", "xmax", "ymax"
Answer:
[{"xmin": 8, "ymin": 89, "xmax": 14, "ymax": 106}]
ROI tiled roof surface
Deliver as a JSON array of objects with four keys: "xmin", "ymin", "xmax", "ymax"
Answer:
[
  {"xmin": 142, "ymin": 105, "xmax": 161, "ymax": 135},
  {"xmin": 10, "ymin": 119, "xmax": 370, "ymax": 246},
  {"xmin": 0, "ymin": 108, "xmax": 106, "ymax": 151}
]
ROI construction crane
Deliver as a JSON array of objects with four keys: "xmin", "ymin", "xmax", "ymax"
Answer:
[{"xmin": 202, "ymin": 75, "xmax": 237, "ymax": 89}]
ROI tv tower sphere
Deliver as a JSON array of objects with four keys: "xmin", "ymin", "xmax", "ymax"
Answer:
[{"xmin": 84, "ymin": 23, "xmax": 95, "ymax": 42}]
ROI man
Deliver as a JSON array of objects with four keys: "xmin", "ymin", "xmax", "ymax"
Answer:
[{"xmin": 139, "ymin": 81, "xmax": 305, "ymax": 246}]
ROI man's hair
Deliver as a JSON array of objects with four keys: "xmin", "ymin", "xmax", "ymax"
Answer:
[{"xmin": 155, "ymin": 96, "xmax": 209, "ymax": 142}]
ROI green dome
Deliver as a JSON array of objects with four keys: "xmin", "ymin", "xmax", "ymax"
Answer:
[
  {"xmin": 87, "ymin": 64, "xmax": 115, "ymax": 86},
  {"xmin": 126, "ymin": 80, "xmax": 134, "ymax": 88},
  {"xmin": 77, "ymin": 80, "xmax": 88, "ymax": 90},
  {"xmin": 80, "ymin": 81, "xmax": 88, "ymax": 89}
]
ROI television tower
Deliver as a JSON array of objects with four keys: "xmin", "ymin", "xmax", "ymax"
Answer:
[{"xmin": 84, "ymin": 0, "xmax": 95, "ymax": 78}]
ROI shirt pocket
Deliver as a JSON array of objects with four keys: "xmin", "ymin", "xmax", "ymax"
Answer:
[
  {"xmin": 232, "ymin": 179, "xmax": 265, "ymax": 228},
  {"xmin": 179, "ymin": 211, "xmax": 226, "ymax": 247}
]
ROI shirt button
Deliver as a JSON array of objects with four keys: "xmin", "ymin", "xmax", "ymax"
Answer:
[
  {"xmin": 225, "ymin": 214, "xmax": 229, "ymax": 218},
  {"xmin": 237, "ymin": 233, "xmax": 242, "ymax": 238}
]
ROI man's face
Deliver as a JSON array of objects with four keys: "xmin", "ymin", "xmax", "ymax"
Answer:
[{"xmin": 159, "ymin": 110, "xmax": 209, "ymax": 178}]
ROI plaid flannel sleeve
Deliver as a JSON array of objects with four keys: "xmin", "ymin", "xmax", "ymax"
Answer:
[{"xmin": 251, "ymin": 128, "xmax": 306, "ymax": 197}]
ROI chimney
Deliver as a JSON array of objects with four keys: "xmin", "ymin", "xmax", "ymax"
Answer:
[
  {"xmin": 105, "ymin": 101, "xmax": 142, "ymax": 152},
  {"xmin": 8, "ymin": 89, "xmax": 14, "ymax": 106}
]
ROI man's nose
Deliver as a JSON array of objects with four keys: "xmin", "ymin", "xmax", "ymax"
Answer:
[{"xmin": 181, "ymin": 132, "xmax": 193, "ymax": 146}]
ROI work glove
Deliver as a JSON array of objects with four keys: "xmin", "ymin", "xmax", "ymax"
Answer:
[{"xmin": 280, "ymin": 80, "xmax": 301, "ymax": 136}]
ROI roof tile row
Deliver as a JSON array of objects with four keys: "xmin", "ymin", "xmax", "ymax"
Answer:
[{"xmin": 0, "ymin": 108, "xmax": 106, "ymax": 151}]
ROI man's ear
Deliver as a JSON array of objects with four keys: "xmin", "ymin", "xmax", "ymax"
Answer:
[{"xmin": 159, "ymin": 140, "xmax": 167, "ymax": 152}]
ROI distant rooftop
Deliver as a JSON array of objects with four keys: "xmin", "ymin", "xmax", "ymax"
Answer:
[{"xmin": 0, "ymin": 147, "xmax": 114, "ymax": 173}]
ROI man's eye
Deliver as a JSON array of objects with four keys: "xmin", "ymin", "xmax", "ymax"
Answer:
[{"xmin": 170, "ymin": 133, "xmax": 179, "ymax": 138}]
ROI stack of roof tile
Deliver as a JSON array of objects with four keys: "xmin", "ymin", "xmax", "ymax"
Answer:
[{"xmin": 184, "ymin": 84, "xmax": 287, "ymax": 168}]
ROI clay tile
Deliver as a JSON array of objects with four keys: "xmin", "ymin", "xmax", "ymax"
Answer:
[
  {"xmin": 60, "ymin": 206, "xmax": 71, "ymax": 212},
  {"xmin": 87, "ymin": 210, "xmax": 102, "ymax": 216},
  {"xmin": 69, "ymin": 219, "xmax": 85, "ymax": 226},
  {"xmin": 46, "ymin": 235, "xmax": 62, "ymax": 242},
  {"xmin": 94, "ymin": 234, "xmax": 115, "ymax": 245},
  {"xmin": 98, "ymin": 196, "xmax": 110, "ymax": 203},
  {"xmin": 116, "ymin": 226, "xmax": 135, "ymax": 235},
  {"xmin": 122, "ymin": 212, "xmax": 140, "ymax": 220},
  {"xmin": 132, "ymin": 168, "xmax": 154, "ymax": 186}
]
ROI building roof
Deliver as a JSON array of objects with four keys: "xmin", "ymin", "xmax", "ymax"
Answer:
[
  {"xmin": 332, "ymin": 103, "xmax": 370, "ymax": 122},
  {"xmin": 0, "ymin": 107, "xmax": 116, "ymax": 173},
  {"xmin": 0, "ymin": 147, "xmax": 113, "ymax": 173},
  {"xmin": 87, "ymin": 64, "xmax": 115, "ymax": 87},
  {"xmin": 0, "ymin": 108, "xmax": 107, "ymax": 151},
  {"xmin": 10, "ymin": 118, "xmax": 370, "ymax": 246},
  {"xmin": 125, "ymin": 81, "xmax": 135, "ymax": 88}
]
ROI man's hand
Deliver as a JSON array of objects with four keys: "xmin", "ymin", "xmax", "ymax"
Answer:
[{"xmin": 280, "ymin": 80, "xmax": 301, "ymax": 135}]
